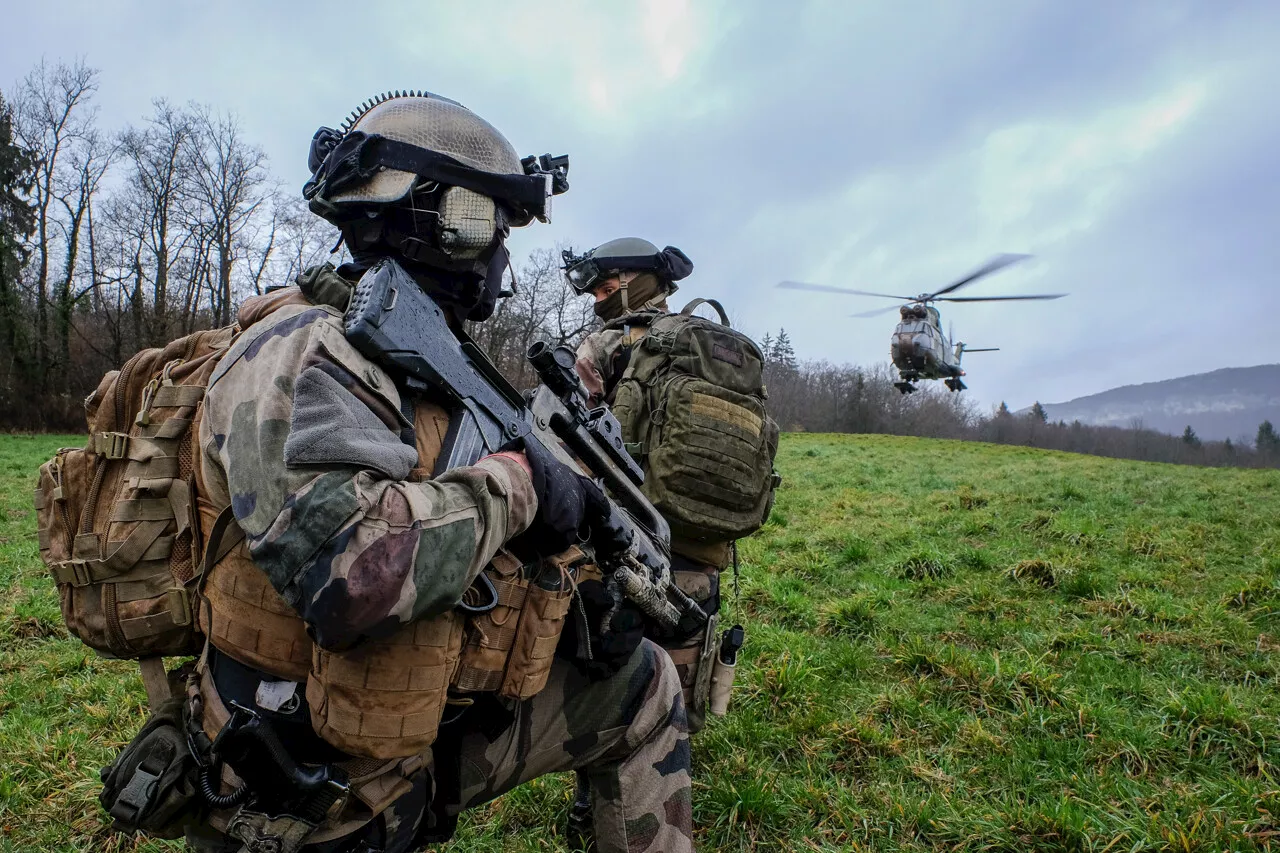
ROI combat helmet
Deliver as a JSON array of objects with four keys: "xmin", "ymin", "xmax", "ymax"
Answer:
[
  {"xmin": 304, "ymin": 90, "xmax": 568, "ymax": 321},
  {"xmin": 562, "ymin": 238, "xmax": 693, "ymax": 318}
]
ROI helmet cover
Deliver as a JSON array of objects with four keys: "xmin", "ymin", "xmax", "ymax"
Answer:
[{"xmin": 562, "ymin": 238, "xmax": 694, "ymax": 294}]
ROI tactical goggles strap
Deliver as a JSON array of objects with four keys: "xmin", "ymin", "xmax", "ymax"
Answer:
[{"xmin": 306, "ymin": 132, "xmax": 559, "ymax": 219}]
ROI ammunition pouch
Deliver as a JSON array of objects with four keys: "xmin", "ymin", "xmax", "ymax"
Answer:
[{"xmin": 98, "ymin": 696, "xmax": 203, "ymax": 839}]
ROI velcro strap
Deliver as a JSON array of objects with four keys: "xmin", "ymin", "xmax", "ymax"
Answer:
[
  {"xmin": 37, "ymin": 527, "xmax": 52, "ymax": 549},
  {"xmin": 151, "ymin": 384, "xmax": 205, "ymax": 409},
  {"xmin": 152, "ymin": 417, "xmax": 191, "ymax": 440},
  {"xmin": 112, "ymin": 498, "xmax": 175, "ymax": 523},
  {"xmin": 110, "ymin": 764, "xmax": 162, "ymax": 825},
  {"xmin": 120, "ymin": 590, "xmax": 191, "ymax": 639},
  {"xmin": 33, "ymin": 489, "xmax": 48, "ymax": 510}
]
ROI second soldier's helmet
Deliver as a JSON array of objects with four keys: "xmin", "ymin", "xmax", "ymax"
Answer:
[
  {"xmin": 562, "ymin": 238, "xmax": 693, "ymax": 297},
  {"xmin": 304, "ymin": 91, "xmax": 568, "ymax": 321}
]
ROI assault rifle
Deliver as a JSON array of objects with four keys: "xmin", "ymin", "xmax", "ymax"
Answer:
[{"xmin": 343, "ymin": 259, "xmax": 705, "ymax": 631}]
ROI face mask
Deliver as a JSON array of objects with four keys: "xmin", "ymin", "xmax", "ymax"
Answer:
[{"xmin": 593, "ymin": 273, "xmax": 665, "ymax": 321}]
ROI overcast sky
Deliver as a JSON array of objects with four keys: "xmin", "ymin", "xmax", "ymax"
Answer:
[{"xmin": 4, "ymin": 0, "xmax": 1277, "ymax": 410}]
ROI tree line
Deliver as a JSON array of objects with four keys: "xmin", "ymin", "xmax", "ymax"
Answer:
[
  {"xmin": 2, "ymin": 58, "xmax": 1272, "ymax": 471},
  {"xmin": 0, "ymin": 61, "xmax": 339, "ymax": 427},
  {"xmin": 757, "ymin": 333, "xmax": 1280, "ymax": 469}
]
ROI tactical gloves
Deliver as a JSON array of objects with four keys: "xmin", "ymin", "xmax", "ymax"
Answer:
[{"xmin": 505, "ymin": 438, "xmax": 609, "ymax": 557}]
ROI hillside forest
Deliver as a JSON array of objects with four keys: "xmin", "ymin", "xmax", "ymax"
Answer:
[{"xmin": 0, "ymin": 60, "xmax": 1275, "ymax": 468}]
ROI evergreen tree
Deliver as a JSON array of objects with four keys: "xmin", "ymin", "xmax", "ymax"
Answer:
[
  {"xmin": 773, "ymin": 328, "xmax": 797, "ymax": 369},
  {"xmin": 996, "ymin": 401, "xmax": 1011, "ymax": 417},
  {"xmin": 759, "ymin": 332, "xmax": 774, "ymax": 363},
  {"xmin": 1182, "ymin": 425, "xmax": 1200, "ymax": 448},
  {"xmin": 0, "ymin": 93, "xmax": 36, "ymax": 363},
  {"xmin": 1258, "ymin": 420, "xmax": 1280, "ymax": 455},
  {"xmin": 1224, "ymin": 438, "xmax": 1234, "ymax": 454},
  {"xmin": 1029, "ymin": 401, "xmax": 1048, "ymax": 423}
]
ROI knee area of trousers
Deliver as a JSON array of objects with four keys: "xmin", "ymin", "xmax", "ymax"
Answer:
[{"xmin": 637, "ymin": 638, "xmax": 688, "ymax": 733}]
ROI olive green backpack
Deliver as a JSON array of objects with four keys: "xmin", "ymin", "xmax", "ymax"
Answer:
[{"xmin": 609, "ymin": 299, "xmax": 780, "ymax": 547}]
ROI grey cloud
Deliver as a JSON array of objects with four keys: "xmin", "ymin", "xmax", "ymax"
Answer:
[{"xmin": 4, "ymin": 0, "xmax": 1278, "ymax": 413}]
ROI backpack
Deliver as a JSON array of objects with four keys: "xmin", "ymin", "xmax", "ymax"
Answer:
[
  {"xmin": 34, "ymin": 326, "xmax": 236, "ymax": 701},
  {"xmin": 609, "ymin": 298, "xmax": 780, "ymax": 547}
]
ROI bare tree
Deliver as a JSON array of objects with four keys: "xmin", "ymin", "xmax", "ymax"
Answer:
[
  {"xmin": 13, "ymin": 59, "xmax": 98, "ymax": 387},
  {"xmin": 52, "ymin": 125, "xmax": 112, "ymax": 392},
  {"xmin": 113, "ymin": 100, "xmax": 194, "ymax": 345},
  {"xmin": 186, "ymin": 105, "xmax": 270, "ymax": 325}
]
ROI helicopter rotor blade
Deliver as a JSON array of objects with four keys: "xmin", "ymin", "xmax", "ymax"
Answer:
[
  {"xmin": 777, "ymin": 281, "xmax": 916, "ymax": 300},
  {"xmin": 925, "ymin": 253, "xmax": 1032, "ymax": 299},
  {"xmin": 961, "ymin": 347, "xmax": 1000, "ymax": 353},
  {"xmin": 850, "ymin": 304, "xmax": 903, "ymax": 319},
  {"xmin": 935, "ymin": 293, "xmax": 1066, "ymax": 303}
]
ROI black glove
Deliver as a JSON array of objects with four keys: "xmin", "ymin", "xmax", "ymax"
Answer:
[{"xmin": 509, "ymin": 438, "xmax": 608, "ymax": 557}]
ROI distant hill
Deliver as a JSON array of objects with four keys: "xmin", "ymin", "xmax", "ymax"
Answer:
[{"xmin": 1034, "ymin": 365, "xmax": 1280, "ymax": 443}]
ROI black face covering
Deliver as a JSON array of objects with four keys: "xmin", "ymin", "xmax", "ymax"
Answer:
[
  {"xmin": 338, "ymin": 187, "xmax": 511, "ymax": 323},
  {"xmin": 344, "ymin": 240, "xmax": 507, "ymax": 325}
]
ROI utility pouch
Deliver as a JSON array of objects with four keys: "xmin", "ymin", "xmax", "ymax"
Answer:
[
  {"xmin": 98, "ymin": 696, "xmax": 203, "ymax": 838},
  {"xmin": 499, "ymin": 546, "xmax": 582, "ymax": 700},
  {"xmin": 453, "ymin": 551, "xmax": 528, "ymax": 694},
  {"xmin": 690, "ymin": 613, "xmax": 719, "ymax": 729}
]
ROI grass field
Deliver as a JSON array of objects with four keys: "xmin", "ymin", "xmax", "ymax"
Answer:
[{"xmin": 2, "ymin": 433, "xmax": 1280, "ymax": 851}]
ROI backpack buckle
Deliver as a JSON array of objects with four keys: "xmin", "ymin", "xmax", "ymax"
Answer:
[
  {"xmin": 96, "ymin": 432, "xmax": 130, "ymax": 460},
  {"xmin": 62, "ymin": 559, "xmax": 91, "ymax": 587}
]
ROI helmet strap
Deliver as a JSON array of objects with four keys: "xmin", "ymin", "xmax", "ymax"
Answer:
[{"xmin": 617, "ymin": 270, "xmax": 639, "ymax": 312}]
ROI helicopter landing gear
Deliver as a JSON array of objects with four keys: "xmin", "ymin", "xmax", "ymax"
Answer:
[
  {"xmin": 894, "ymin": 381, "xmax": 918, "ymax": 394},
  {"xmin": 944, "ymin": 378, "xmax": 967, "ymax": 392}
]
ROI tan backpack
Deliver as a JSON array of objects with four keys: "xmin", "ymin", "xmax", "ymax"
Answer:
[{"xmin": 34, "ymin": 326, "xmax": 235, "ymax": 703}]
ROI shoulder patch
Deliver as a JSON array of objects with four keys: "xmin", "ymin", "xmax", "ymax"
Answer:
[{"xmin": 284, "ymin": 361, "xmax": 418, "ymax": 480}]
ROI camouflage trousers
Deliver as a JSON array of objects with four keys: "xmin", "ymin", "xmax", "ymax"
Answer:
[
  {"xmin": 185, "ymin": 638, "xmax": 692, "ymax": 853},
  {"xmin": 447, "ymin": 637, "xmax": 694, "ymax": 852}
]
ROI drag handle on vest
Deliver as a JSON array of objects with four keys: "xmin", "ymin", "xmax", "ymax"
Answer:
[
  {"xmin": 709, "ymin": 624, "xmax": 745, "ymax": 717},
  {"xmin": 214, "ymin": 702, "xmax": 350, "ymax": 825}
]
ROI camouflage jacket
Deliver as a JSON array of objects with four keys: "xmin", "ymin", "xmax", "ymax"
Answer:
[
  {"xmin": 199, "ymin": 278, "xmax": 537, "ymax": 651},
  {"xmin": 574, "ymin": 308, "xmax": 666, "ymax": 407}
]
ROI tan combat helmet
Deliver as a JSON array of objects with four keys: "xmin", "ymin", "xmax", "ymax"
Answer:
[{"xmin": 304, "ymin": 90, "xmax": 568, "ymax": 320}]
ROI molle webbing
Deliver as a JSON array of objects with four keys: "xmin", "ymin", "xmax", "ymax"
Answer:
[
  {"xmin": 34, "ymin": 325, "xmax": 235, "ymax": 666},
  {"xmin": 200, "ymin": 548, "xmax": 313, "ymax": 682},
  {"xmin": 306, "ymin": 612, "xmax": 465, "ymax": 759}
]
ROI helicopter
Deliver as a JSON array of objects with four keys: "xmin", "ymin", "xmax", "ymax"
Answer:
[{"xmin": 778, "ymin": 254, "xmax": 1065, "ymax": 394}]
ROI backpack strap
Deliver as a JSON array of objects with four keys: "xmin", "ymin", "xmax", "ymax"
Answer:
[
  {"xmin": 195, "ymin": 504, "xmax": 247, "ymax": 596},
  {"xmin": 680, "ymin": 298, "xmax": 731, "ymax": 326}
]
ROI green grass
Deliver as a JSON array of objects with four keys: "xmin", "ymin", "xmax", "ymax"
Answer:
[{"xmin": 3, "ymin": 433, "xmax": 1280, "ymax": 851}]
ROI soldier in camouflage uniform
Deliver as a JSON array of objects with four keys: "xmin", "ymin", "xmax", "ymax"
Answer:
[
  {"xmin": 568, "ymin": 238, "xmax": 721, "ymax": 728},
  {"xmin": 190, "ymin": 95, "xmax": 693, "ymax": 852},
  {"xmin": 561, "ymin": 239, "xmax": 728, "ymax": 849}
]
